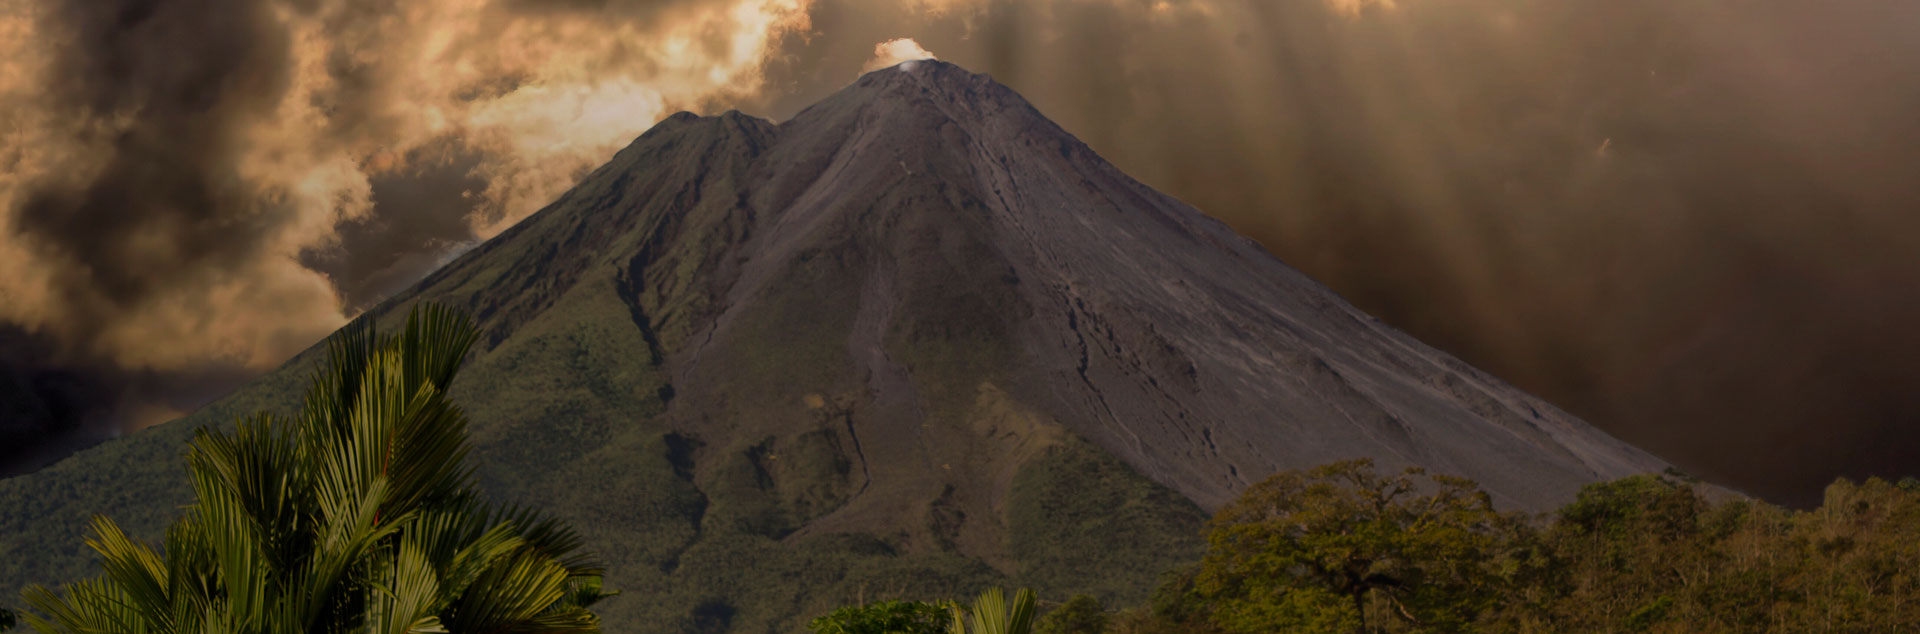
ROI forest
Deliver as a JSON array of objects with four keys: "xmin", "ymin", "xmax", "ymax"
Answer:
[
  {"xmin": 812, "ymin": 463, "xmax": 1920, "ymax": 634},
  {"xmin": 5, "ymin": 304, "xmax": 1917, "ymax": 633}
]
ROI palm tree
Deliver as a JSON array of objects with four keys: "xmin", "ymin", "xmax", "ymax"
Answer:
[
  {"xmin": 948, "ymin": 588, "xmax": 1037, "ymax": 634},
  {"xmin": 21, "ymin": 304, "xmax": 614, "ymax": 634}
]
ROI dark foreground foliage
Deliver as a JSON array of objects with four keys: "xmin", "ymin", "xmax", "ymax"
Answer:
[
  {"xmin": 811, "ymin": 587, "xmax": 1037, "ymax": 634},
  {"xmin": 820, "ymin": 461, "xmax": 1920, "ymax": 634},
  {"xmin": 15, "ymin": 305, "xmax": 613, "ymax": 633},
  {"xmin": 8, "ymin": 304, "xmax": 1913, "ymax": 633},
  {"xmin": 810, "ymin": 599, "xmax": 950, "ymax": 634}
]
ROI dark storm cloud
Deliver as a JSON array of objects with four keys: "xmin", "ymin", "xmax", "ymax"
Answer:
[
  {"xmin": 0, "ymin": 323, "xmax": 253, "ymax": 474},
  {"xmin": 16, "ymin": 0, "xmax": 291, "ymax": 329},
  {"xmin": 0, "ymin": 0, "xmax": 326, "ymax": 459},
  {"xmin": 0, "ymin": 0, "xmax": 809, "ymax": 462},
  {"xmin": 497, "ymin": 0, "xmax": 707, "ymax": 17},
  {"xmin": 302, "ymin": 137, "xmax": 488, "ymax": 313}
]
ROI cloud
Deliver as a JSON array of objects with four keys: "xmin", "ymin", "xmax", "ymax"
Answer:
[
  {"xmin": 4, "ymin": 0, "xmax": 1920, "ymax": 505},
  {"xmin": 0, "ymin": 0, "xmax": 815, "ymax": 374},
  {"xmin": 0, "ymin": 0, "xmax": 816, "ymax": 448},
  {"xmin": 863, "ymin": 37, "xmax": 939, "ymax": 74},
  {"xmin": 728, "ymin": 0, "xmax": 1920, "ymax": 505},
  {"xmin": 1324, "ymin": 0, "xmax": 1396, "ymax": 17}
]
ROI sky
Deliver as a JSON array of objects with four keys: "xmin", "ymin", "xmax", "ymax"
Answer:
[{"xmin": 2, "ymin": 0, "xmax": 1917, "ymax": 505}]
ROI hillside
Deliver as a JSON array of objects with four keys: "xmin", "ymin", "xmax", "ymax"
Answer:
[{"xmin": 0, "ymin": 61, "xmax": 1663, "ymax": 633}]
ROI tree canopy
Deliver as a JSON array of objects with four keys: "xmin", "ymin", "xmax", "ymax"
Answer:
[
  {"xmin": 1106, "ymin": 462, "xmax": 1920, "ymax": 634},
  {"xmin": 1036, "ymin": 595, "xmax": 1108, "ymax": 634},
  {"xmin": 1194, "ymin": 459, "xmax": 1519, "ymax": 634}
]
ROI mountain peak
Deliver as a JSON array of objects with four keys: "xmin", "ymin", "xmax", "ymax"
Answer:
[
  {"xmin": 481, "ymin": 58, "xmax": 1664, "ymax": 513},
  {"xmin": 785, "ymin": 59, "xmax": 1046, "ymax": 133},
  {"xmin": 0, "ymin": 62, "xmax": 1668, "ymax": 633},
  {"xmin": 856, "ymin": 58, "xmax": 988, "ymax": 88}
]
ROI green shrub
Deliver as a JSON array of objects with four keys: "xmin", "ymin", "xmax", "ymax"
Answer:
[
  {"xmin": 1037, "ymin": 595, "xmax": 1109, "ymax": 634},
  {"xmin": 809, "ymin": 599, "xmax": 950, "ymax": 634}
]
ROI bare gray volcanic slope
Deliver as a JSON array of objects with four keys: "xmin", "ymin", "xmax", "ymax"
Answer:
[
  {"xmin": 661, "ymin": 59, "xmax": 1665, "ymax": 511},
  {"xmin": 0, "ymin": 60, "xmax": 1664, "ymax": 632}
]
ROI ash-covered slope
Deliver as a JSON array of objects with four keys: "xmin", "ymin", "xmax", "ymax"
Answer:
[
  {"xmin": 0, "ymin": 61, "xmax": 1662, "ymax": 632},
  {"xmin": 647, "ymin": 59, "xmax": 1662, "ymax": 511}
]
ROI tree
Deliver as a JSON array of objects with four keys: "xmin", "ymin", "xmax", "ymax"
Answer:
[
  {"xmin": 2, "ymin": 608, "xmax": 15, "ymax": 631},
  {"xmin": 1539, "ymin": 474, "xmax": 1713, "ymax": 632},
  {"xmin": 1036, "ymin": 595, "xmax": 1109, "ymax": 634},
  {"xmin": 809, "ymin": 600, "xmax": 951, "ymax": 634},
  {"xmin": 20, "ymin": 304, "xmax": 614, "ymax": 634},
  {"xmin": 1194, "ymin": 459, "xmax": 1516, "ymax": 634},
  {"xmin": 1111, "ymin": 565, "xmax": 1223, "ymax": 634},
  {"xmin": 949, "ymin": 588, "xmax": 1038, "ymax": 634}
]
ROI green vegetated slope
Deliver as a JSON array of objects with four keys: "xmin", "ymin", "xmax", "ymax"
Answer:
[
  {"xmin": 0, "ymin": 291, "xmax": 1202, "ymax": 632},
  {"xmin": 0, "ymin": 353, "xmax": 311, "ymax": 595},
  {"xmin": 0, "ymin": 92, "xmax": 1204, "ymax": 633}
]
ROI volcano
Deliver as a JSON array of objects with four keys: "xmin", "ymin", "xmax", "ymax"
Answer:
[{"xmin": 0, "ymin": 61, "xmax": 1663, "ymax": 632}]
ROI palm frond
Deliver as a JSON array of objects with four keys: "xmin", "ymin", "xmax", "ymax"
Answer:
[
  {"xmin": 949, "ymin": 588, "xmax": 1037, "ymax": 634},
  {"xmin": 22, "ymin": 578, "xmax": 146, "ymax": 634},
  {"xmin": 159, "ymin": 516, "xmax": 217, "ymax": 630},
  {"xmin": 80, "ymin": 517, "xmax": 173, "ymax": 630},
  {"xmin": 302, "ymin": 314, "xmax": 378, "ymax": 450},
  {"xmin": 368, "ymin": 537, "xmax": 447, "ymax": 634},
  {"xmin": 1005, "ymin": 589, "xmax": 1036, "ymax": 634},
  {"xmin": 22, "ymin": 303, "xmax": 607, "ymax": 634},
  {"xmin": 440, "ymin": 547, "xmax": 583, "ymax": 633},
  {"xmin": 397, "ymin": 302, "xmax": 479, "ymax": 394},
  {"xmin": 489, "ymin": 505, "xmax": 603, "ymax": 576}
]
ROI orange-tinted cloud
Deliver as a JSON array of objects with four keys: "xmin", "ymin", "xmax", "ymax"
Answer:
[
  {"xmin": 0, "ymin": 0, "xmax": 815, "ymax": 373},
  {"xmin": 5, "ymin": 0, "xmax": 1920, "ymax": 506}
]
